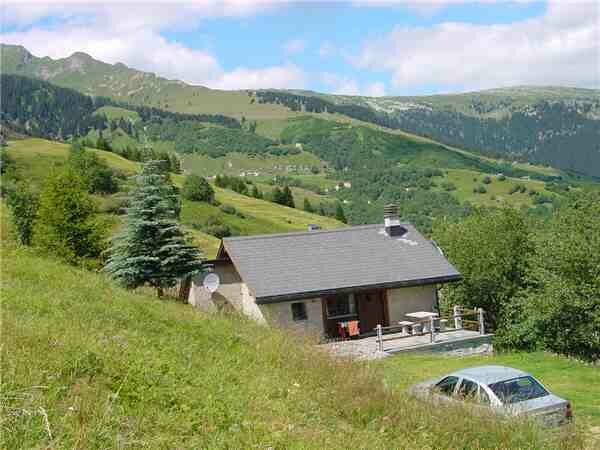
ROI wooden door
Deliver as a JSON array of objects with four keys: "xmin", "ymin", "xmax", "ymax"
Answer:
[{"xmin": 357, "ymin": 291, "xmax": 387, "ymax": 334}]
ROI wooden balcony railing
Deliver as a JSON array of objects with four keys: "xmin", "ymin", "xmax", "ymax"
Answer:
[{"xmin": 375, "ymin": 305, "xmax": 485, "ymax": 352}]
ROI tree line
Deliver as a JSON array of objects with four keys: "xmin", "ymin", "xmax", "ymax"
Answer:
[
  {"xmin": 433, "ymin": 194, "xmax": 600, "ymax": 362},
  {"xmin": 0, "ymin": 74, "xmax": 240, "ymax": 142}
]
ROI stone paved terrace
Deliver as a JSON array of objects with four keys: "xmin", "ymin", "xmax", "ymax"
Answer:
[{"xmin": 321, "ymin": 329, "xmax": 494, "ymax": 361}]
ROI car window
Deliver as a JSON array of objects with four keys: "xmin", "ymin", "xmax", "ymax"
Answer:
[
  {"xmin": 488, "ymin": 376, "xmax": 549, "ymax": 404},
  {"xmin": 435, "ymin": 376, "xmax": 459, "ymax": 396},
  {"xmin": 479, "ymin": 388, "xmax": 491, "ymax": 405},
  {"xmin": 457, "ymin": 379, "xmax": 478, "ymax": 401}
]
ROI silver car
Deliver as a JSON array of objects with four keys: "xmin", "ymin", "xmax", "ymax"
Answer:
[{"xmin": 409, "ymin": 365, "xmax": 572, "ymax": 427}]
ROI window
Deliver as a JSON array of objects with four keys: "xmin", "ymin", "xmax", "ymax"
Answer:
[
  {"xmin": 479, "ymin": 388, "xmax": 491, "ymax": 405},
  {"xmin": 489, "ymin": 376, "xmax": 549, "ymax": 405},
  {"xmin": 435, "ymin": 376, "xmax": 459, "ymax": 396},
  {"xmin": 326, "ymin": 294, "xmax": 356, "ymax": 319},
  {"xmin": 457, "ymin": 379, "xmax": 479, "ymax": 401},
  {"xmin": 291, "ymin": 302, "xmax": 307, "ymax": 321}
]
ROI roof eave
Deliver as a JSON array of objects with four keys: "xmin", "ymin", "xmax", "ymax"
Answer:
[{"xmin": 255, "ymin": 274, "xmax": 462, "ymax": 305}]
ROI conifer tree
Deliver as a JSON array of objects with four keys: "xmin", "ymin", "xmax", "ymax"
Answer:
[
  {"xmin": 104, "ymin": 161, "xmax": 205, "ymax": 297},
  {"xmin": 271, "ymin": 186, "xmax": 284, "ymax": 204},
  {"xmin": 335, "ymin": 202, "xmax": 347, "ymax": 224},
  {"xmin": 251, "ymin": 184, "xmax": 262, "ymax": 199},
  {"xmin": 282, "ymin": 185, "xmax": 295, "ymax": 208},
  {"xmin": 303, "ymin": 197, "xmax": 314, "ymax": 213}
]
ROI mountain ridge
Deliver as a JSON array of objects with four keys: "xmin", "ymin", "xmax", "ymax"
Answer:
[{"xmin": 2, "ymin": 43, "xmax": 600, "ymax": 177}]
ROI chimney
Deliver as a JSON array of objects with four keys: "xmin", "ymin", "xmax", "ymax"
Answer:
[
  {"xmin": 307, "ymin": 224, "xmax": 321, "ymax": 232},
  {"xmin": 383, "ymin": 204, "xmax": 406, "ymax": 237}
]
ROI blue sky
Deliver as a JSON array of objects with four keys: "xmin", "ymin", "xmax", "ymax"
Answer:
[{"xmin": 2, "ymin": 1, "xmax": 598, "ymax": 95}]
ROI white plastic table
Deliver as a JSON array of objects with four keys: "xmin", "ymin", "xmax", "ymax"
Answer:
[{"xmin": 405, "ymin": 311, "xmax": 439, "ymax": 333}]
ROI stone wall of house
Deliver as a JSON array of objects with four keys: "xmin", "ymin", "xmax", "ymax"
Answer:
[
  {"xmin": 260, "ymin": 298, "xmax": 324, "ymax": 337},
  {"xmin": 386, "ymin": 285, "xmax": 437, "ymax": 322},
  {"xmin": 188, "ymin": 263, "xmax": 244, "ymax": 312},
  {"xmin": 189, "ymin": 264, "xmax": 326, "ymax": 337}
]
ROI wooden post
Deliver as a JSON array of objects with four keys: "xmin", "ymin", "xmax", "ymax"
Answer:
[
  {"xmin": 376, "ymin": 324, "xmax": 383, "ymax": 352},
  {"xmin": 430, "ymin": 316, "xmax": 435, "ymax": 343},
  {"xmin": 478, "ymin": 308, "xmax": 485, "ymax": 335},
  {"xmin": 454, "ymin": 305, "xmax": 462, "ymax": 329}
]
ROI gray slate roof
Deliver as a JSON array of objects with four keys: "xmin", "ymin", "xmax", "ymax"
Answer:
[{"xmin": 220, "ymin": 224, "xmax": 461, "ymax": 303}]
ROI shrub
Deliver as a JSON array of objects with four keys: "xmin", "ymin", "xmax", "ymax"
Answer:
[
  {"xmin": 482, "ymin": 176, "xmax": 492, "ymax": 184},
  {"xmin": 182, "ymin": 174, "xmax": 215, "ymax": 203},
  {"xmin": 441, "ymin": 181, "xmax": 456, "ymax": 192},
  {"xmin": 497, "ymin": 194, "xmax": 600, "ymax": 362},
  {"xmin": 508, "ymin": 184, "xmax": 526, "ymax": 195},
  {"xmin": 6, "ymin": 183, "xmax": 39, "ymax": 246},
  {"xmin": 67, "ymin": 144, "xmax": 118, "ymax": 194},
  {"xmin": 203, "ymin": 215, "xmax": 235, "ymax": 239},
  {"xmin": 33, "ymin": 167, "xmax": 107, "ymax": 265},
  {"xmin": 498, "ymin": 174, "xmax": 507, "ymax": 181},
  {"xmin": 472, "ymin": 185, "xmax": 487, "ymax": 194},
  {"xmin": 434, "ymin": 209, "xmax": 531, "ymax": 329}
]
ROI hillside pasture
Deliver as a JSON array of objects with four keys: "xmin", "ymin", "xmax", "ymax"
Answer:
[
  {"xmin": 2, "ymin": 236, "xmax": 587, "ymax": 449},
  {"xmin": 434, "ymin": 169, "xmax": 557, "ymax": 207},
  {"xmin": 4, "ymin": 138, "xmax": 343, "ymax": 258},
  {"xmin": 181, "ymin": 151, "xmax": 322, "ymax": 177}
]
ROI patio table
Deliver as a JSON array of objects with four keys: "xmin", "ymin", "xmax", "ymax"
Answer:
[{"xmin": 405, "ymin": 311, "xmax": 439, "ymax": 333}]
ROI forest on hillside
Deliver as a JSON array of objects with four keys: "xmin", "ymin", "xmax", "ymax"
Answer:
[{"xmin": 256, "ymin": 90, "xmax": 600, "ymax": 178}]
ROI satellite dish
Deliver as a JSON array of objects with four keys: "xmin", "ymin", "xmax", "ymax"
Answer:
[{"xmin": 203, "ymin": 273, "xmax": 220, "ymax": 293}]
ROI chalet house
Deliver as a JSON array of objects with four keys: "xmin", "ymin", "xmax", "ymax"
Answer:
[{"xmin": 189, "ymin": 208, "xmax": 461, "ymax": 339}]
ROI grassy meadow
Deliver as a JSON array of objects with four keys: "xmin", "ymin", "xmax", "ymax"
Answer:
[
  {"xmin": 433, "ymin": 169, "xmax": 556, "ymax": 207},
  {"xmin": 1, "ymin": 230, "xmax": 590, "ymax": 449},
  {"xmin": 4, "ymin": 138, "xmax": 344, "ymax": 258},
  {"xmin": 181, "ymin": 151, "xmax": 322, "ymax": 177}
]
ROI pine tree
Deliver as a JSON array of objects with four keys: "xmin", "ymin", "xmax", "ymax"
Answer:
[
  {"xmin": 104, "ymin": 161, "xmax": 205, "ymax": 297},
  {"xmin": 303, "ymin": 197, "xmax": 314, "ymax": 213},
  {"xmin": 251, "ymin": 184, "xmax": 262, "ymax": 199},
  {"xmin": 335, "ymin": 202, "xmax": 347, "ymax": 224},
  {"xmin": 282, "ymin": 185, "xmax": 295, "ymax": 208},
  {"xmin": 272, "ymin": 186, "xmax": 284, "ymax": 204}
]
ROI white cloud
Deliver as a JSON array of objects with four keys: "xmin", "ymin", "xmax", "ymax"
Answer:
[
  {"xmin": 321, "ymin": 73, "xmax": 361, "ymax": 95},
  {"xmin": 0, "ymin": 1, "xmax": 304, "ymax": 90},
  {"xmin": 212, "ymin": 64, "xmax": 306, "ymax": 90},
  {"xmin": 353, "ymin": 1, "xmax": 600, "ymax": 91},
  {"xmin": 321, "ymin": 73, "xmax": 386, "ymax": 96},
  {"xmin": 365, "ymin": 81, "xmax": 386, "ymax": 96},
  {"xmin": 283, "ymin": 39, "xmax": 306, "ymax": 54}
]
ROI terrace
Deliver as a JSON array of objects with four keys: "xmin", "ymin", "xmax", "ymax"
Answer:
[{"xmin": 323, "ymin": 306, "xmax": 494, "ymax": 360}]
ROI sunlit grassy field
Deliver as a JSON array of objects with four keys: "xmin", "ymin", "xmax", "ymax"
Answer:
[
  {"xmin": 181, "ymin": 150, "xmax": 321, "ymax": 177},
  {"xmin": 433, "ymin": 169, "xmax": 556, "ymax": 207}
]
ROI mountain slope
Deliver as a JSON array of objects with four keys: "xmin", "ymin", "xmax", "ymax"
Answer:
[
  {"xmin": 256, "ymin": 89, "xmax": 600, "ymax": 177},
  {"xmin": 1, "ymin": 44, "xmax": 292, "ymax": 120},
  {"xmin": 4, "ymin": 138, "xmax": 344, "ymax": 257},
  {"xmin": 4, "ymin": 43, "xmax": 599, "ymax": 176}
]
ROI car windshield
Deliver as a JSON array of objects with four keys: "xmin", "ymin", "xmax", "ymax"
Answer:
[{"xmin": 488, "ymin": 376, "xmax": 549, "ymax": 404}]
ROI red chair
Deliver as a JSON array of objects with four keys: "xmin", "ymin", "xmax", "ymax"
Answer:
[{"xmin": 337, "ymin": 323, "xmax": 347, "ymax": 340}]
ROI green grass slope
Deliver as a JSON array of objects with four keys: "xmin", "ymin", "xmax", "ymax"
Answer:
[
  {"xmin": 4, "ymin": 138, "xmax": 343, "ymax": 257},
  {"xmin": 1, "ymin": 233, "xmax": 585, "ymax": 449}
]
